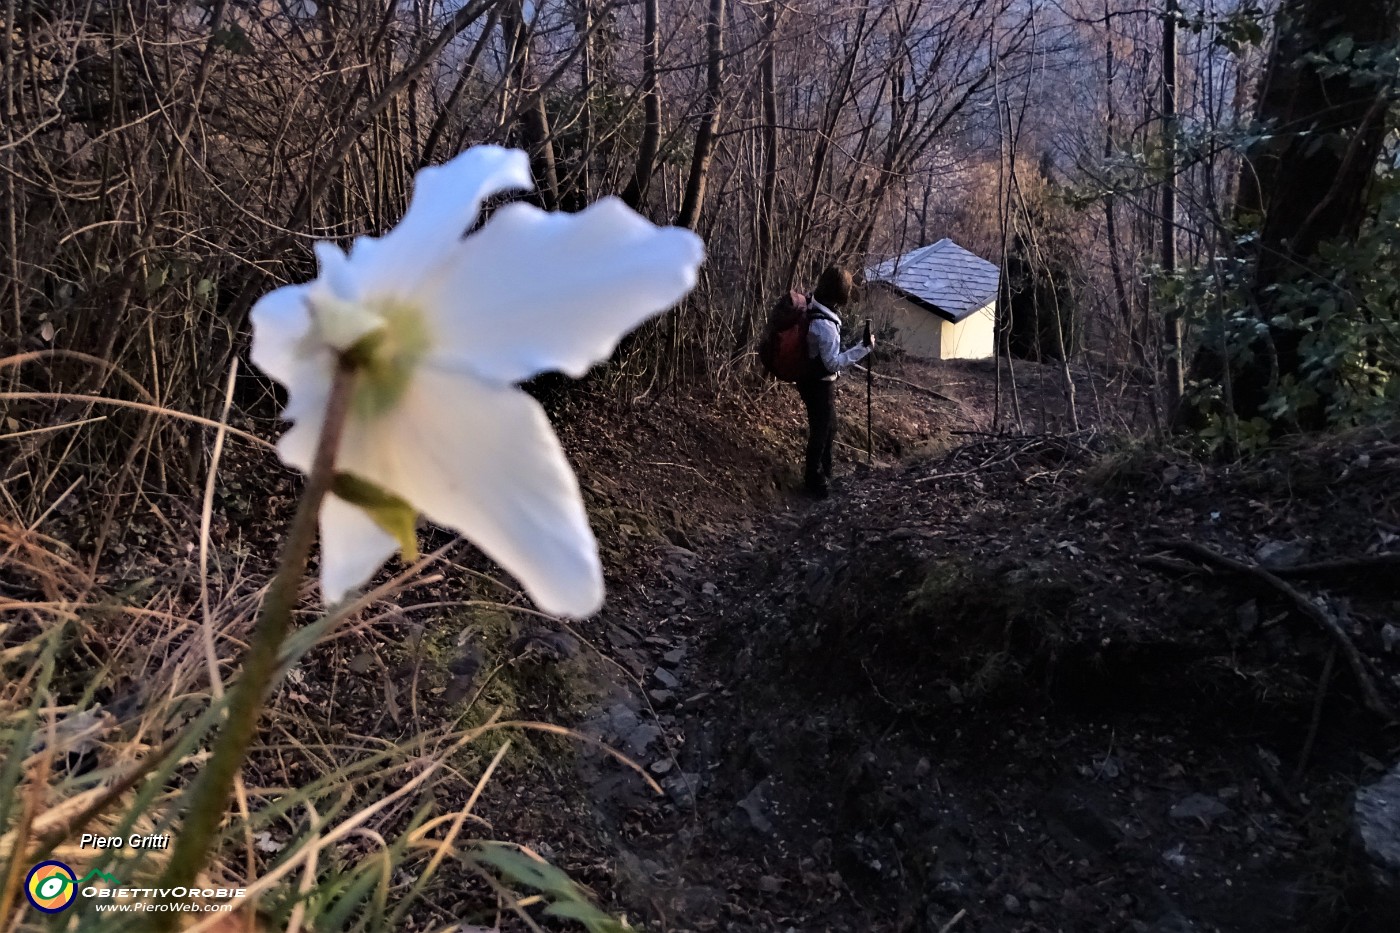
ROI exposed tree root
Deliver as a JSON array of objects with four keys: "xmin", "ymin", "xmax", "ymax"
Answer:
[{"xmin": 1148, "ymin": 539, "xmax": 1396, "ymax": 723}]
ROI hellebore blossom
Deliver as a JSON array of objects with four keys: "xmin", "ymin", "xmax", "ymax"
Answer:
[{"xmin": 250, "ymin": 147, "xmax": 704, "ymax": 617}]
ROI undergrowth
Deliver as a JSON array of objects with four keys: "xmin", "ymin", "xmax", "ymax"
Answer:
[{"xmin": 0, "ymin": 490, "xmax": 632, "ymax": 930}]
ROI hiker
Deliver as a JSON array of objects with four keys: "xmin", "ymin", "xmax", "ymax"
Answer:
[{"xmin": 797, "ymin": 265, "xmax": 873, "ymax": 498}]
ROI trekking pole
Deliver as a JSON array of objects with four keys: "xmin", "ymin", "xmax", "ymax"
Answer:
[{"xmin": 863, "ymin": 319, "xmax": 873, "ymax": 465}]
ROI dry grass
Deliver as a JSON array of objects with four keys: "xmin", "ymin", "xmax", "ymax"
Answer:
[{"xmin": 0, "ymin": 384, "xmax": 636, "ymax": 929}]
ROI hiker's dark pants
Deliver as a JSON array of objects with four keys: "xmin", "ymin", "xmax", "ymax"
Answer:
[{"xmin": 797, "ymin": 377, "xmax": 836, "ymax": 488}]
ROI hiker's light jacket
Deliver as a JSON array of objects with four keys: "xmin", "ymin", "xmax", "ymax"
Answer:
[{"xmin": 806, "ymin": 299, "xmax": 870, "ymax": 381}]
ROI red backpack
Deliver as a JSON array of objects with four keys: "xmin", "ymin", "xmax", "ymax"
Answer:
[{"xmin": 758, "ymin": 290, "xmax": 812, "ymax": 382}]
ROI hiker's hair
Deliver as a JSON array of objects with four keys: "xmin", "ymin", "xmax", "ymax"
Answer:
[{"xmin": 813, "ymin": 265, "xmax": 853, "ymax": 309}]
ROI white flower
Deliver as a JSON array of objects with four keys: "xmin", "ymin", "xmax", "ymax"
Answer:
[{"xmin": 250, "ymin": 146, "xmax": 704, "ymax": 617}]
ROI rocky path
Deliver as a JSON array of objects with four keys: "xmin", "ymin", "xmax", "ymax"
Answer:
[{"xmin": 563, "ymin": 429, "xmax": 1400, "ymax": 932}]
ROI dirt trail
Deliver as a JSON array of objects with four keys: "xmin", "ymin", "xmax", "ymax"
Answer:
[
  {"xmin": 12, "ymin": 356, "xmax": 1394, "ymax": 932},
  {"xmin": 551, "ymin": 372, "xmax": 1399, "ymax": 933},
  {"xmin": 153, "ymin": 356, "xmax": 1393, "ymax": 932}
]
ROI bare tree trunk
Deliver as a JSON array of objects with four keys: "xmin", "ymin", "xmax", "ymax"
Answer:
[
  {"xmin": 1188, "ymin": 0, "xmax": 1398, "ymax": 428},
  {"xmin": 1100, "ymin": 2, "xmax": 1151, "ymax": 404},
  {"xmin": 419, "ymin": 2, "xmax": 503, "ymax": 167},
  {"xmin": 754, "ymin": 0, "xmax": 779, "ymax": 295},
  {"xmin": 503, "ymin": 1, "xmax": 560, "ymax": 210},
  {"xmin": 848, "ymin": 31, "xmax": 1010, "ymax": 262},
  {"xmin": 575, "ymin": 0, "xmax": 593, "ymax": 209},
  {"xmin": 785, "ymin": 3, "xmax": 870, "ymax": 286},
  {"xmin": 919, "ymin": 177, "xmax": 931, "ymax": 244},
  {"xmin": 1241, "ymin": 0, "xmax": 1396, "ymax": 284},
  {"xmin": 1100, "ymin": 7, "xmax": 1131, "ymax": 335},
  {"xmin": 1161, "ymin": 0, "xmax": 1183, "ymax": 418},
  {"xmin": 677, "ymin": 0, "xmax": 725, "ymax": 229},
  {"xmin": 621, "ymin": 0, "xmax": 660, "ymax": 210},
  {"xmin": 523, "ymin": 94, "xmax": 561, "ymax": 209}
]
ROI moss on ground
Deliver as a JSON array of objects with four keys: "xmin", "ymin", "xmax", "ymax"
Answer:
[{"xmin": 403, "ymin": 605, "xmax": 594, "ymax": 767}]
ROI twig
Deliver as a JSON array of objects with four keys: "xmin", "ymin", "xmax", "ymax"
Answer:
[
  {"xmin": 939, "ymin": 908, "xmax": 968, "ymax": 932},
  {"xmin": 1253, "ymin": 747, "xmax": 1304, "ymax": 813},
  {"xmin": 1270, "ymin": 552, "xmax": 1400, "ymax": 587},
  {"xmin": 1295, "ymin": 644, "xmax": 1336, "ymax": 784},
  {"xmin": 852, "ymin": 364, "xmax": 960, "ymax": 405},
  {"xmin": 1155, "ymin": 540, "xmax": 1395, "ymax": 722},
  {"xmin": 1276, "ymin": 553, "xmax": 1400, "ymax": 575},
  {"xmin": 1136, "ymin": 555, "xmax": 1203, "ymax": 576},
  {"xmin": 834, "ymin": 438, "xmax": 877, "ymax": 456},
  {"xmin": 914, "ymin": 432, "xmax": 1095, "ymax": 485}
]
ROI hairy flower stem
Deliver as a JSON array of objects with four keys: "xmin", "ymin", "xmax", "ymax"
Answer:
[{"xmin": 153, "ymin": 357, "xmax": 357, "ymax": 925}]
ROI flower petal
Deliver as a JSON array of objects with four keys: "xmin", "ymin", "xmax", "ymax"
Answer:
[
  {"xmin": 418, "ymin": 197, "xmax": 705, "ymax": 385},
  {"xmin": 319, "ymin": 493, "xmax": 401, "ymax": 604},
  {"xmin": 306, "ymin": 292, "xmax": 386, "ymax": 351},
  {"xmin": 249, "ymin": 284, "xmax": 312, "ymax": 388},
  {"xmin": 313, "ymin": 242, "xmax": 358, "ymax": 302},
  {"xmin": 351, "ymin": 147, "xmax": 534, "ymax": 295},
  {"xmin": 335, "ymin": 369, "xmax": 603, "ymax": 618},
  {"xmin": 251, "ymin": 283, "xmax": 335, "ymax": 472},
  {"xmin": 273, "ymin": 411, "xmax": 324, "ymax": 475}
]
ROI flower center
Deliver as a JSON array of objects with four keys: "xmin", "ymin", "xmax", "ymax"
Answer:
[{"xmin": 346, "ymin": 301, "xmax": 430, "ymax": 418}]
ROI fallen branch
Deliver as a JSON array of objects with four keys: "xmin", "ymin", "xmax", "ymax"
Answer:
[
  {"xmin": 834, "ymin": 438, "xmax": 875, "ymax": 457},
  {"xmin": 1137, "ymin": 555, "xmax": 1205, "ymax": 577},
  {"xmin": 915, "ymin": 432, "xmax": 1097, "ymax": 485},
  {"xmin": 1270, "ymin": 552, "xmax": 1400, "ymax": 588},
  {"xmin": 1151, "ymin": 539, "xmax": 1396, "ymax": 722},
  {"xmin": 1295, "ymin": 645, "xmax": 1337, "ymax": 784},
  {"xmin": 853, "ymin": 365, "xmax": 960, "ymax": 405}
]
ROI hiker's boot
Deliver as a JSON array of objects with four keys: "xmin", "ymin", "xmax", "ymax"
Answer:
[{"xmin": 804, "ymin": 478, "xmax": 830, "ymax": 499}]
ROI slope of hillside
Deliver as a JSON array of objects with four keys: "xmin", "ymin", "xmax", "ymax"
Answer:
[
  {"xmin": 586, "ymin": 423, "xmax": 1399, "ymax": 932},
  {"xmin": 7, "ymin": 356, "xmax": 1394, "ymax": 932}
]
